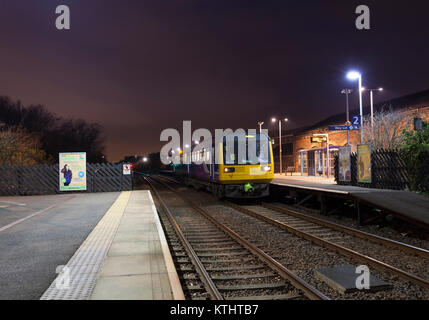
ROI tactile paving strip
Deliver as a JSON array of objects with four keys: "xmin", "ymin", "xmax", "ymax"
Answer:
[{"xmin": 40, "ymin": 192, "xmax": 131, "ymax": 300}]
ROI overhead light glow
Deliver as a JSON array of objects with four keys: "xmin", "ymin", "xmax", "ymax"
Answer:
[{"xmin": 347, "ymin": 71, "xmax": 361, "ymax": 80}]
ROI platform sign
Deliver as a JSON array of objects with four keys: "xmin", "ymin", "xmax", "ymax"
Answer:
[
  {"xmin": 311, "ymin": 136, "xmax": 327, "ymax": 143},
  {"xmin": 351, "ymin": 115, "xmax": 361, "ymax": 127},
  {"xmin": 338, "ymin": 146, "xmax": 351, "ymax": 182},
  {"xmin": 123, "ymin": 163, "xmax": 131, "ymax": 175},
  {"xmin": 328, "ymin": 125, "xmax": 360, "ymax": 131},
  {"xmin": 59, "ymin": 152, "xmax": 87, "ymax": 191},
  {"xmin": 357, "ymin": 144, "xmax": 371, "ymax": 183},
  {"xmin": 329, "ymin": 115, "xmax": 361, "ymax": 131}
]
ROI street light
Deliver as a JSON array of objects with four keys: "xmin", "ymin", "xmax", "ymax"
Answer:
[
  {"xmin": 361, "ymin": 87, "xmax": 383, "ymax": 137},
  {"xmin": 347, "ymin": 70, "xmax": 364, "ymax": 143},
  {"xmin": 143, "ymin": 157, "xmax": 148, "ymax": 162},
  {"xmin": 257, "ymin": 121, "xmax": 264, "ymax": 133},
  {"xmin": 271, "ymin": 117, "xmax": 288, "ymax": 175},
  {"xmin": 341, "ymin": 89, "xmax": 353, "ymax": 145}
]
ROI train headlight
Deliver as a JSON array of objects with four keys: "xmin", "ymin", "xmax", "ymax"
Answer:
[
  {"xmin": 224, "ymin": 167, "xmax": 235, "ymax": 173},
  {"xmin": 261, "ymin": 166, "xmax": 271, "ymax": 172}
]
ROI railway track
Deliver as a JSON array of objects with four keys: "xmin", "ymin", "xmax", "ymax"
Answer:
[
  {"xmin": 145, "ymin": 176, "xmax": 329, "ymax": 300},
  {"xmin": 225, "ymin": 202, "xmax": 429, "ymax": 290},
  {"xmin": 154, "ymin": 174, "xmax": 429, "ymax": 298}
]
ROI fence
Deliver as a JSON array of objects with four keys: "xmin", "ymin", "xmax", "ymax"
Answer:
[
  {"xmin": 334, "ymin": 149, "xmax": 410, "ymax": 190},
  {"xmin": 0, "ymin": 163, "xmax": 132, "ymax": 196}
]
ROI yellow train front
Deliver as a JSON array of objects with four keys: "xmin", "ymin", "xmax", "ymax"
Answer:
[{"xmin": 177, "ymin": 133, "xmax": 274, "ymax": 198}]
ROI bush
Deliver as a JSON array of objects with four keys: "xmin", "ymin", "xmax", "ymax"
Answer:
[
  {"xmin": 400, "ymin": 120, "xmax": 429, "ymax": 192},
  {"xmin": 0, "ymin": 127, "xmax": 49, "ymax": 165}
]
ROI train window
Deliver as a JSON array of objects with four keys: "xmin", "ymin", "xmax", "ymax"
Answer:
[{"xmin": 223, "ymin": 134, "xmax": 271, "ymax": 165}]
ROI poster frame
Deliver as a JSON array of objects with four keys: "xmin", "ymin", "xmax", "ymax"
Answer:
[
  {"xmin": 59, "ymin": 152, "xmax": 87, "ymax": 191},
  {"xmin": 357, "ymin": 144, "xmax": 372, "ymax": 184},
  {"xmin": 338, "ymin": 145, "xmax": 351, "ymax": 182}
]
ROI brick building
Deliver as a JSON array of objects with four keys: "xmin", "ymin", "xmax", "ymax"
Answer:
[{"xmin": 271, "ymin": 89, "xmax": 429, "ymax": 175}]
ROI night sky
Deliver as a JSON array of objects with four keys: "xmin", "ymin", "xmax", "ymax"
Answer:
[{"xmin": 1, "ymin": 1, "xmax": 428, "ymax": 161}]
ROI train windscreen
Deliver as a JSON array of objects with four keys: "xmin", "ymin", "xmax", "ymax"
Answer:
[{"xmin": 223, "ymin": 134, "xmax": 271, "ymax": 165}]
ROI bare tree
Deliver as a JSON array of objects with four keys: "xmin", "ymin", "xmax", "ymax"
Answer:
[{"xmin": 362, "ymin": 106, "xmax": 408, "ymax": 150}]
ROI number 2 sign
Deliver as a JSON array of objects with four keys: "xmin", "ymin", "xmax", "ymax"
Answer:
[{"xmin": 352, "ymin": 115, "xmax": 361, "ymax": 128}]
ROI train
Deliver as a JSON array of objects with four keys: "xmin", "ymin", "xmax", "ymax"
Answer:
[{"xmin": 172, "ymin": 132, "xmax": 274, "ymax": 198}]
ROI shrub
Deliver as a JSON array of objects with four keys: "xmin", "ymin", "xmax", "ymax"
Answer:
[{"xmin": 400, "ymin": 120, "xmax": 429, "ymax": 192}]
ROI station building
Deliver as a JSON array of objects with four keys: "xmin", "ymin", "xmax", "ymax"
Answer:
[{"xmin": 271, "ymin": 89, "xmax": 429, "ymax": 175}]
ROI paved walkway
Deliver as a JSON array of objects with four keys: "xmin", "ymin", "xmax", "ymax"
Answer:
[
  {"xmin": 272, "ymin": 175, "xmax": 429, "ymax": 228},
  {"xmin": 0, "ymin": 192, "xmax": 120, "ymax": 300},
  {"xmin": 41, "ymin": 190, "xmax": 183, "ymax": 300}
]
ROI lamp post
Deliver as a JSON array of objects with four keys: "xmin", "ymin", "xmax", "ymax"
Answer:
[
  {"xmin": 347, "ymin": 71, "xmax": 364, "ymax": 143},
  {"xmin": 341, "ymin": 89, "xmax": 353, "ymax": 145},
  {"xmin": 271, "ymin": 117, "xmax": 288, "ymax": 174},
  {"xmin": 361, "ymin": 87, "xmax": 383, "ymax": 138},
  {"xmin": 257, "ymin": 121, "xmax": 264, "ymax": 133},
  {"xmin": 314, "ymin": 133, "xmax": 330, "ymax": 178}
]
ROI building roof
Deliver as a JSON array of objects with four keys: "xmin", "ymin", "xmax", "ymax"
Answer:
[{"xmin": 283, "ymin": 89, "xmax": 429, "ymax": 136}]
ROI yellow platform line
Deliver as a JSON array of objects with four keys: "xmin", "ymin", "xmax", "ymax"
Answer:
[{"xmin": 41, "ymin": 191, "xmax": 131, "ymax": 300}]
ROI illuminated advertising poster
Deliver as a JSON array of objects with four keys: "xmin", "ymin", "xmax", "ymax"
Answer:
[
  {"xmin": 357, "ymin": 144, "xmax": 371, "ymax": 183},
  {"xmin": 338, "ymin": 146, "xmax": 351, "ymax": 182},
  {"xmin": 59, "ymin": 152, "xmax": 87, "ymax": 191}
]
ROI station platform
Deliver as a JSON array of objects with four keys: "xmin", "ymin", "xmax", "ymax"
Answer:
[
  {"xmin": 40, "ymin": 190, "xmax": 184, "ymax": 300},
  {"xmin": 271, "ymin": 175, "xmax": 429, "ymax": 229}
]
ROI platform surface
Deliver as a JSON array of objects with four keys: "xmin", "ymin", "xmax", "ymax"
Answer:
[
  {"xmin": 40, "ymin": 190, "xmax": 183, "ymax": 300},
  {"xmin": 90, "ymin": 190, "xmax": 183, "ymax": 300},
  {"xmin": 0, "ymin": 192, "xmax": 120, "ymax": 300},
  {"xmin": 272, "ymin": 175, "xmax": 429, "ymax": 226}
]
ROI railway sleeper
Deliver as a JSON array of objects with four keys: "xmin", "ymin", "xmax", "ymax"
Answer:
[
  {"xmin": 186, "ymin": 235, "xmax": 229, "ymax": 240},
  {"xmin": 194, "ymin": 246, "xmax": 243, "ymax": 252},
  {"xmin": 197, "ymin": 251, "xmax": 249, "ymax": 257},
  {"xmin": 182, "ymin": 273, "xmax": 276, "ymax": 281},
  {"xmin": 189, "ymin": 239, "xmax": 236, "ymax": 244},
  {"xmin": 204, "ymin": 265, "xmax": 265, "ymax": 271},
  {"xmin": 192, "ymin": 242, "xmax": 237, "ymax": 247},
  {"xmin": 228, "ymin": 293, "xmax": 303, "ymax": 300},
  {"xmin": 217, "ymin": 283, "xmax": 287, "ymax": 290},
  {"xmin": 200, "ymin": 257, "xmax": 255, "ymax": 263}
]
